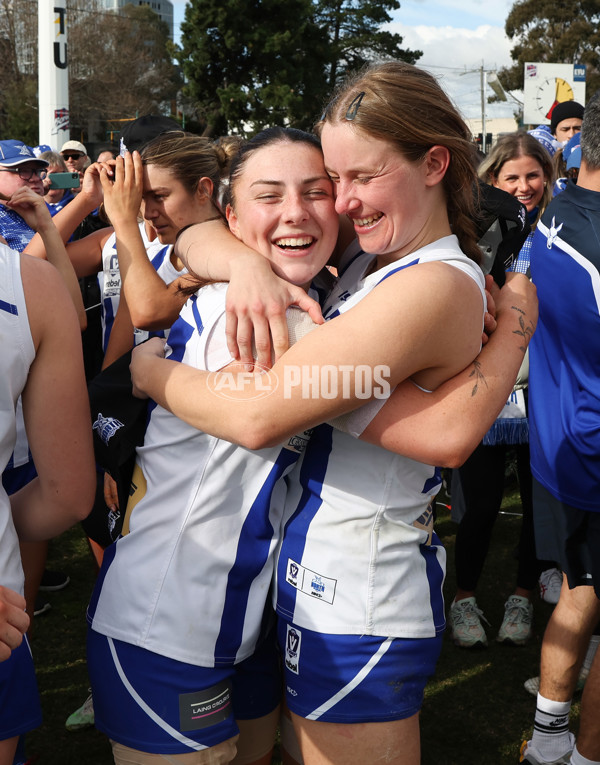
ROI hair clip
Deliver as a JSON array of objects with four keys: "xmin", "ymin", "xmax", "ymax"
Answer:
[{"xmin": 345, "ymin": 92, "xmax": 365, "ymax": 121}]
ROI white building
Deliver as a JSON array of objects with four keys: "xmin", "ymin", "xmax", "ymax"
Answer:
[{"xmin": 101, "ymin": 0, "xmax": 174, "ymax": 40}]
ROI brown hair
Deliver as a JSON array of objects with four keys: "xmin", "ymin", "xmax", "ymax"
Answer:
[
  {"xmin": 141, "ymin": 130, "xmax": 236, "ymax": 210},
  {"xmin": 317, "ymin": 61, "xmax": 481, "ymax": 263},
  {"xmin": 478, "ymin": 132, "xmax": 554, "ymax": 228}
]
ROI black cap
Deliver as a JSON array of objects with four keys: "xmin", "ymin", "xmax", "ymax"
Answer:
[
  {"xmin": 119, "ymin": 114, "xmax": 181, "ymax": 155},
  {"xmin": 550, "ymin": 101, "xmax": 584, "ymax": 135}
]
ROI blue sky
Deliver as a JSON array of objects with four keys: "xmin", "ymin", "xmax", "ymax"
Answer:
[{"xmin": 171, "ymin": 0, "xmax": 520, "ymax": 119}]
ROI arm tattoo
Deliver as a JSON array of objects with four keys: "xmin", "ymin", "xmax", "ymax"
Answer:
[
  {"xmin": 468, "ymin": 360, "xmax": 487, "ymax": 397},
  {"xmin": 512, "ymin": 309, "xmax": 534, "ymax": 353}
]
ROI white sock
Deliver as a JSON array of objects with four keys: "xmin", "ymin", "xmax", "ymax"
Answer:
[
  {"xmin": 570, "ymin": 743, "xmax": 600, "ymax": 765},
  {"xmin": 531, "ymin": 693, "xmax": 572, "ymax": 759}
]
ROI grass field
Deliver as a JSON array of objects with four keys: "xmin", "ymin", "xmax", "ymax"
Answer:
[{"xmin": 25, "ymin": 483, "xmax": 576, "ymax": 764}]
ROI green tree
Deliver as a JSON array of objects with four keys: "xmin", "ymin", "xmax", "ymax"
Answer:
[
  {"xmin": 178, "ymin": 0, "xmax": 331, "ymax": 136},
  {"xmin": 499, "ymin": 0, "xmax": 600, "ymax": 98},
  {"xmin": 178, "ymin": 0, "xmax": 421, "ymax": 137},
  {"xmin": 315, "ymin": 0, "xmax": 421, "ymax": 91}
]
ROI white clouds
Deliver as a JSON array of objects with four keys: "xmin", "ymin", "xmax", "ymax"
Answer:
[{"xmin": 388, "ymin": 21, "xmax": 519, "ymax": 119}]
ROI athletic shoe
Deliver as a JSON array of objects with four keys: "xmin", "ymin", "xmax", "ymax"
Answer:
[
  {"xmin": 65, "ymin": 692, "xmax": 94, "ymax": 731},
  {"xmin": 39, "ymin": 569, "xmax": 70, "ymax": 592},
  {"xmin": 496, "ymin": 595, "xmax": 533, "ymax": 645},
  {"xmin": 449, "ymin": 597, "xmax": 489, "ymax": 648},
  {"xmin": 519, "ymin": 735, "xmax": 574, "ymax": 764},
  {"xmin": 33, "ymin": 596, "xmax": 51, "ymax": 617},
  {"xmin": 539, "ymin": 568, "xmax": 562, "ymax": 605}
]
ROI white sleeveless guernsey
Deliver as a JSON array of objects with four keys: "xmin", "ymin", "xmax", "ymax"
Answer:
[{"xmin": 275, "ymin": 236, "xmax": 485, "ymax": 639}]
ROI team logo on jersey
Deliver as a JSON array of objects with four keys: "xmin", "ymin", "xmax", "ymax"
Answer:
[
  {"xmin": 287, "ymin": 561, "xmax": 300, "ymax": 586},
  {"xmin": 286, "ymin": 559, "xmax": 337, "ymax": 604},
  {"xmin": 285, "ymin": 625, "xmax": 301, "ymax": 674},
  {"xmin": 337, "ymin": 290, "xmax": 351, "ymax": 302},
  {"xmin": 92, "ymin": 413, "xmax": 124, "ymax": 444},
  {"xmin": 546, "ymin": 217, "xmax": 564, "ymax": 249}
]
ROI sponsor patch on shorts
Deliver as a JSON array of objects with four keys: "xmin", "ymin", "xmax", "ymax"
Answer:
[
  {"xmin": 285, "ymin": 624, "xmax": 302, "ymax": 675},
  {"xmin": 179, "ymin": 680, "xmax": 232, "ymax": 731}
]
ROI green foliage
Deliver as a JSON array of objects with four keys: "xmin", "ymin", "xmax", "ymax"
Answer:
[
  {"xmin": 178, "ymin": 0, "xmax": 422, "ymax": 137},
  {"xmin": 499, "ymin": 0, "xmax": 600, "ymax": 97},
  {"xmin": 314, "ymin": 0, "xmax": 422, "ymax": 90}
]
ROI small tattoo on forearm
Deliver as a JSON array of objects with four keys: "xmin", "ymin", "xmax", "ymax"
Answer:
[
  {"xmin": 512, "ymin": 313, "xmax": 534, "ymax": 353},
  {"xmin": 469, "ymin": 360, "xmax": 487, "ymax": 396}
]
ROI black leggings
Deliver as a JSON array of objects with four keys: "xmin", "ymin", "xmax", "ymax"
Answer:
[{"xmin": 453, "ymin": 442, "xmax": 549, "ymax": 593}]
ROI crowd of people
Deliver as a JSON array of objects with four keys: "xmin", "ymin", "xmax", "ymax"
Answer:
[{"xmin": 0, "ymin": 62, "xmax": 598, "ymax": 765}]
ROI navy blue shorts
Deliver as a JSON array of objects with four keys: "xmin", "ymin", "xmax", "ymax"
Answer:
[
  {"xmin": 533, "ymin": 477, "xmax": 600, "ymax": 597},
  {"xmin": 87, "ymin": 628, "xmax": 281, "ymax": 754},
  {"xmin": 277, "ymin": 619, "xmax": 442, "ymax": 723},
  {"xmin": 0, "ymin": 637, "xmax": 42, "ymax": 738}
]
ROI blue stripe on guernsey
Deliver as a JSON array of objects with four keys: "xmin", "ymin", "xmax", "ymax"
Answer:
[
  {"xmin": 326, "ymin": 258, "xmax": 420, "ymax": 319},
  {"xmin": 167, "ymin": 295, "xmax": 200, "ymax": 363},
  {"xmin": 423, "ymin": 467, "xmax": 442, "ymax": 495},
  {"xmin": 102, "ymin": 296, "xmax": 115, "ymax": 354},
  {"xmin": 420, "ymin": 530, "xmax": 445, "ymax": 633},
  {"xmin": 276, "ymin": 424, "xmax": 334, "ymax": 620},
  {"xmin": 214, "ymin": 448, "xmax": 299, "ymax": 664},
  {"xmin": 378, "ymin": 258, "xmax": 420, "ymax": 283},
  {"xmin": 0, "ymin": 299, "xmax": 17, "ymax": 315},
  {"xmin": 150, "ymin": 245, "xmax": 171, "ymax": 271}
]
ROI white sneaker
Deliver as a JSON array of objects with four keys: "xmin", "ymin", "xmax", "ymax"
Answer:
[
  {"xmin": 519, "ymin": 735, "xmax": 574, "ymax": 764},
  {"xmin": 539, "ymin": 568, "xmax": 562, "ymax": 605},
  {"xmin": 497, "ymin": 595, "xmax": 533, "ymax": 645},
  {"xmin": 65, "ymin": 691, "xmax": 94, "ymax": 731},
  {"xmin": 449, "ymin": 597, "xmax": 488, "ymax": 648}
]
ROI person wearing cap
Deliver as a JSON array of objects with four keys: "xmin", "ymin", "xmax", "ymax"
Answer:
[
  {"xmin": 550, "ymin": 100, "xmax": 585, "ymax": 144},
  {"xmin": 60, "ymin": 140, "xmax": 89, "ymax": 188},
  {"xmin": 0, "ymin": 140, "xmax": 49, "ymax": 252}
]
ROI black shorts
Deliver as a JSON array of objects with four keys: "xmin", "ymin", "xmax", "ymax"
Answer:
[{"xmin": 533, "ymin": 477, "xmax": 600, "ymax": 597}]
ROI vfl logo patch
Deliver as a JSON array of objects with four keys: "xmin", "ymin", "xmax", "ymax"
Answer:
[
  {"xmin": 92, "ymin": 413, "xmax": 124, "ymax": 445},
  {"xmin": 179, "ymin": 680, "xmax": 232, "ymax": 731},
  {"xmin": 285, "ymin": 625, "xmax": 301, "ymax": 674},
  {"xmin": 285, "ymin": 559, "xmax": 336, "ymax": 604},
  {"xmin": 546, "ymin": 217, "xmax": 564, "ymax": 249}
]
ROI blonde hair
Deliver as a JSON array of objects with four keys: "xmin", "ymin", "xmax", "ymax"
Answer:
[
  {"xmin": 317, "ymin": 61, "xmax": 481, "ymax": 263},
  {"xmin": 478, "ymin": 132, "xmax": 553, "ymax": 228}
]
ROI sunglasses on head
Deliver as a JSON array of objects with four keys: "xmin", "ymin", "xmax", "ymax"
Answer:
[{"xmin": 62, "ymin": 153, "xmax": 83, "ymax": 161}]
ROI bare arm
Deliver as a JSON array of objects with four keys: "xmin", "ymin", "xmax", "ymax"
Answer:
[
  {"xmin": 10, "ymin": 255, "xmax": 96, "ymax": 541},
  {"xmin": 131, "ymin": 261, "xmax": 483, "ymax": 449},
  {"xmin": 359, "ymin": 273, "xmax": 537, "ymax": 467},
  {"xmin": 99, "ymin": 153, "xmax": 190, "ymax": 329},
  {"xmin": 6, "ymin": 187, "xmax": 86, "ymax": 330},
  {"xmin": 24, "ymin": 162, "xmax": 109, "ymax": 257},
  {"xmin": 175, "ymin": 221, "xmax": 324, "ymax": 366}
]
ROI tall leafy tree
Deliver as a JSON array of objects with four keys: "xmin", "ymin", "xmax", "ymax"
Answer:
[
  {"xmin": 178, "ymin": 0, "xmax": 330, "ymax": 136},
  {"xmin": 315, "ymin": 0, "xmax": 421, "ymax": 91},
  {"xmin": 178, "ymin": 0, "xmax": 421, "ymax": 136},
  {"xmin": 499, "ymin": 0, "xmax": 600, "ymax": 97}
]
